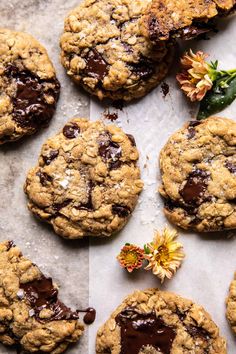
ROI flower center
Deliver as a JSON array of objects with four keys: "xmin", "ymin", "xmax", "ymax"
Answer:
[
  {"xmin": 155, "ymin": 246, "xmax": 170, "ymax": 266},
  {"xmin": 125, "ymin": 251, "xmax": 138, "ymax": 264}
]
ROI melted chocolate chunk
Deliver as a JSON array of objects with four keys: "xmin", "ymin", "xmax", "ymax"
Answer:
[
  {"xmin": 110, "ymin": 160, "xmax": 122, "ymax": 170},
  {"xmin": 164, "ymin": 198, "xmax": 197, "ymax": 215},
  {"xmin": 180, "ymin": 25, "xmax": 211, "ymax": 40},
  {"xmin": 187, "ymin": 121, "xmax": 201, "ymax": 139},
  {"xmin": 186, "ymin": 325, "xmax": 210, "ymax": 339},
  {"xmin": 176, "ymin": 308, "xmax": 186, "ymax": 322},
  {"xmin": 180, "ymin": 169, "xmax": 210, "ymax": 205},
  {"xmin": 98, "ymin": 133, "xmax": 121, "ymax": 162},
  {"xmin": 6, "ymin": 240, "xmax": 15, "ymax": 251},
  {"xmin": 36, "ymin": 171, "xmax": 52, "ymax": 186},
  {"xmin": 112, "ymin": 204, "xmax": 130, "ymax": 217},
  {"xmin": 115, "ymin": 309, "xmax": 176, "ymax": 354},
  {"xmin": 78, "ymin": 181, "xmax": 94, "ymax": 210},
  {"xmin": 63, "ymin": 122, "xmax": 80, "ymax": 139},
  {"xmin": 6, "ymin": 65, "xmax": 60, "ymax": 129},
  {"xmin": 225, "ymin": 161, "xmax": 236, "ymax": 174},
  {"xmin": 43, "ymin": 149, "xmax": 59, "ymax": 165},
  {"xmin": 84, "ymin": 49, "xmax": 109, "ymax": 81},
  {"xmin": 131, "ymin": 58, "xmax": 154, "ymax": 80},
  {"xmin": 52, "ymin": 199, "xmax": 71, "ymax": 212},
  {"xmin": 148, "ymin": 16, "xmax": 159, "ymax": 41},
  {"xmin": 161, "ymin": 82, "xmax": 169, "ymax": 97},
  {"xmin": 126, "ymin": 134, "xmax": 136, "ymax": 146},
  {"xmin": 20, "ymin": 276, "xmax": 80, "ymax": 322}
]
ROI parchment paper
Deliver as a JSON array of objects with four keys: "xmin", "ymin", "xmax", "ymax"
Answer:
[{"xmin": 0, "ymin": 2, "xmax": 236, "ymax": 353}]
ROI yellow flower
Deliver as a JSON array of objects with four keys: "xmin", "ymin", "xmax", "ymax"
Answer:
[
  {"xmin": 117, "ymin": 244, "xmax": 144, "ymax": 273},
  {"xmin": 144, "ymin": 228, "xmax": 185, "ymax": 283},
  {"xmin": 176, "ymin": 50, "xmax": 213, "ymax": 101}
]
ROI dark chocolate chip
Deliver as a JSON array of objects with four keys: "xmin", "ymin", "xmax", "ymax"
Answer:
[
  {"xmin": 225, "ymin": 161, "xmax": 236, "ymax": 174},
  {"xmin": 78, "ymin": 181, "xmax": 94, "ymax": 211},
  {"xmin": 36, "ymin": 171, "xmax": 52, "ymax": 186},
  {"xmin": 130, "ymin": 57, "xmax": 154, "ymax": 80},
  {"xmin": 20, "ymin": 276, "xmax": 80, "ymax": 322},
  {"xmin": 112, "ymin": 204, "xmax": 130, "ymax": 217},
  {"xmin": 84, "ymin": 49, "xmax": 109, "ymax": 81},
  {"xmin": 5, "ymin": 65, "xmax": 60, "ymax": 129},
  {"xmin": 180, "ymin": 169, "xmax": 210, "ymax": 205},
  {"xmin": 187, "ymin": 121, "xmax": 201, "ymax": 139},
  {"xmin": 186, "ymin": 325, "xmax": 210, "ymax": 339},
  {"xmin": 98, "ymin": 133, "xmax": 121, "ymax": 162},
  {"xmin": 176, "ymin": 308, "xmax": 186, "ymax": 322},
  {"xmin": 52, "ymin": 199, "xmax": 71, "ymax": 212},
  {"xmin": 83, "ymin": 308, "xmax": 96, "ymax": 324},
  {"xmin": 6, "ymin": 240, "xmax": 15, "ymax": 251},
  {"xmin": 63, "ymin": 122, "xmax": 80, "ymax": 139},
  {"xmin": 164, "ymin": 198, "xmax": 197, "ymax": 215},
  {"xmin": 180, "ymin": 25, "xmax": 211, "ymax": 40},
  {"xmin": 109, "ymin": 160, "xmax": 122, "ymax": 170},
  {"xmin": 161, "ymin": 82, "xmax": 169, "ymax": 97},
  {"xmin": 43, "ymin": 149, "xmax": 59, "ymax": 165},
  {"xmin": 126, "ymin": 134, "xmax": 136, "ymax": 146},
  {"xmin": 115, "ymin": 309, "xmax": 176, "ymax": 354},
  {"xmin": 148, "ymin": 16, "xmax": 160, "ymax": 41}
]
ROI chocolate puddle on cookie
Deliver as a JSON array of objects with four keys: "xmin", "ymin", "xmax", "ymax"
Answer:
[
  {"xmin": 5, "ymin": 65, "xmax": 60, "ymax": 128},
  {"xmin": 115, "ymin": 309, "xmax": 176, "ymax": 354},
  {"xmin": 180, "ymin": 169, "xmax": 210, "ymax": 205},
  {"xmin": 98, "ymin": 132, "xmax": 122, "ymax": 170},
  {"xmin": 19, "ymin": 276, "xmax": 96, "ymax": 324},
  {"xmin": 84, "ymin": 49, "xmax": 109, "ymax": 81}
]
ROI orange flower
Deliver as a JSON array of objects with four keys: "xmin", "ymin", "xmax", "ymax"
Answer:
[
  {"xmin": 117, "ymin": 244, "xmax": 144, "ymax": 272},
  {"xmin": 176, "ymin": 50, "xmax": 213, "ymax": 101}
]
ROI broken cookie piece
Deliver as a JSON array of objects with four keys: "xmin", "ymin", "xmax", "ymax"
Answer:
[
  {"xmin": 0, "ymin": 240, "xmax": 90, "ymax": 353},
  {"xmin": 141, "ymin": 0, "xmax": 235, "ymax": 41}
]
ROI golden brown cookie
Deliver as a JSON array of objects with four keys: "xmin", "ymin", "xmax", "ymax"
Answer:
[
  {"xmin": 0, "ymin": 240, "xmax": 85, "ymax": 353},
  {"xmin": 60, "ymin": 0, "xmax": 174, "ymax": 101},
  {"xmin": 141, "ymin": 0, "xmax": 235, "ymax": 41},
  {"xmin": 96, "ymin": 288, "xmax": 226, "ymax": 353},
  {"xmin": 0, "ymin": 28, "xmax": 60, "ymax": 144},
  {"xmin": 159, "ymin": 117, "xmax": 236, "ymax": 232},
  {"xmin": 226, "ymin": 272, "xmax": 236, "ymax": 334},
  {"xmin": 24, "ymin": 118, "xmax": 143, "ymax": 239}
]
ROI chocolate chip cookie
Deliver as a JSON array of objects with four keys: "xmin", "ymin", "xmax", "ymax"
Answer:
[
  {"xmin": 24, "ymin": 118, "xmax": 143, "ymax": 239},
  {"xmin": 0, "ymin": 240, "xmax": 86, "ymax": 353},
  {"xmin": 96, "ymin": 288, "xmax": 226, "ymax": 353},
  {"xmin": 60, "ymin": 0, "xmax": 174, "ymax": 101},
  {"xmin": 226, "ymin": 272, "xmax": 236, "ymax": 334},
  {"xmin": 0, "ymin": 28, "xmax": 60, "ymax": 144},
  {"xmin": 159, "ymin": 117, "xmax": 236, "ymax": 232},
  {"xmin": 141, "ymin": 0, "xmax": 235, "ymax": 42}
]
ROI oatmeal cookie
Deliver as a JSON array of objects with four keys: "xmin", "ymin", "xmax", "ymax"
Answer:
[
  {"xmin": 159, "ymin": 117, "xmax": 236, "ymax": 232},
  {"xmin": 0, "ymin": 28, "xmax": 60, "ymax": 144},
  {"xmin": 226, "ymin": 272, "xmax": 236, "ymax": 334},
  {"xmin": 0, "ymin": 240, "xmax": 84, "ymax": 353},
  {"xmin": 60, "ymin": 0, "xmax": 174, "ymax": 101},
  {"xmin": 96, "ymin": 288, "xmax": 226, "ymax": 353},
  {"xmin": 141, "ymin": 0, "xmax": 236, "ymax": 41},
  {"xmin": 24, "ymin": 118, "xmax": 143, "ymax": 239}
]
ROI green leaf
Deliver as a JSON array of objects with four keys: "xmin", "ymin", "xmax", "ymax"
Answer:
[
  {"xmin": 144, "ymin": 244, "xmax": 150, "ymax": 254},
  {"xmin": 197, "ymin": 76, "xmax": 236, "ymax": 120}
]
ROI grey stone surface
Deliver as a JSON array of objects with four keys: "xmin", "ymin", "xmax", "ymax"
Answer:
[{"xmin": 0, "ymin": 1, "xmax": 90, "ymax": 353}]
